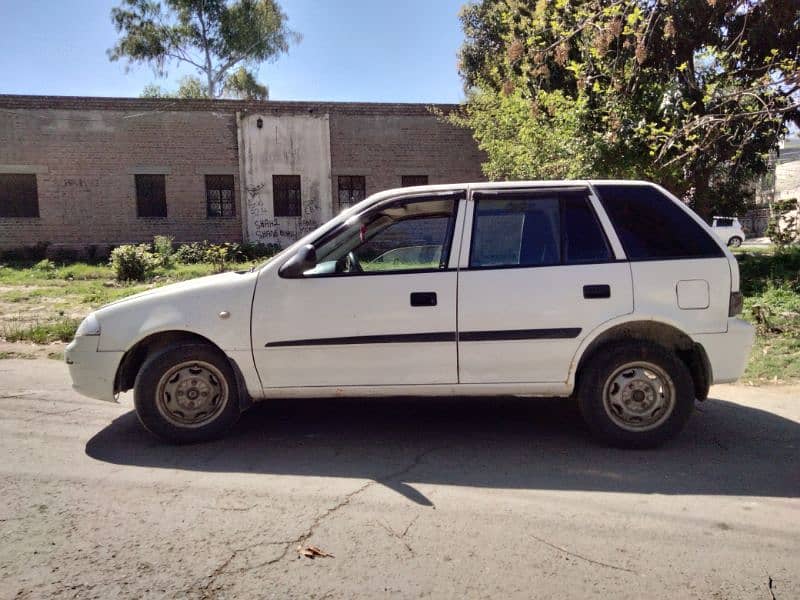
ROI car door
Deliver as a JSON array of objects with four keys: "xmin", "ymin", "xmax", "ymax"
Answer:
[
  {"xmin": 457, "ymin": 186, "xmax": 633, "ymax": 384},
  {"xmin": 251, "ymin": 190, "xmax": 464, "ymax": 388}
]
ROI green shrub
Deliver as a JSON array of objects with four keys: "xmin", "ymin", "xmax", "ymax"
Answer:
[
  {"xmin": 204, "ymin": 243, "xmax": 234, "ymax": 273},
  {"xmin": 33, "ymin": 259, "xmax": 56, "ymax": 274},
  {"xmin": 152, "ymin": 235, "xmax": 175, "ymax": 267},
  {"xmin": 175, "ymin": 241, "xmax": 209, "ymax": 264},
  {"xmin": 737, "ymin": 246, "xmax": 800, "ymax": 296},
  {"xmin": 174, "ymin": 240, "xmax": 282, "ymax": 265},
  {"xmin": 237, "ymin": 241, "xmax": 282, "ymax": 261},
  {"xmin": 109, "ymin": 244, "xmax": 159, "ymax": 282},
  {"xmin": 767, "ymin": 198, "xmax": 798, "ymax": 250}
]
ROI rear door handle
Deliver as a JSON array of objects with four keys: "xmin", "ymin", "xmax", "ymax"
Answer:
[
  {"xmin": 410, "ymin": 292, "xmax": 437, "ymax": 307},
  {"xmin": 583, "ymin": 284, "xmax": 610, "ymax": 299}
]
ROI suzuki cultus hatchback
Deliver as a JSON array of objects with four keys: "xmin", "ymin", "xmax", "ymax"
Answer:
[{"xmin": 67, "ymin": 181, "xmax": 754, "ymax": 447}]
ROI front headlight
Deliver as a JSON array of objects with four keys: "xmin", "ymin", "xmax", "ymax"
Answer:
[{"xmin": 75, "ymin": 313, "xmax": 101, "ymax": 337}]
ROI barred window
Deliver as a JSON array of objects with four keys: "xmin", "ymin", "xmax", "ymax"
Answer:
[
  {"xmin": 206, "ymin": 175, "xmax": 235, "ymax": 218},
  {"xmin": 0, "ymin": 174, "xmax": 39, "ymax": 218},
  {"xmin": 337, "ymin": 175, "xmax": 366, "ymax": 212},
  {"xmin": 135, "ymin": 174, "xmax": 167, "ymax": 218},
  {"xmin": 401, "ymin": 175, "xmax": 428, "ymax": 187},
  {"xmin": 273, "ymin": 175, "xmax": 301, "ymax": 217}
]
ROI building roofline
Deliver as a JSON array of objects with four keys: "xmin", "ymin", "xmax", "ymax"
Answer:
[{"xmin": 0, "ymin": 94, "xmax": 462, "ymax": 116}]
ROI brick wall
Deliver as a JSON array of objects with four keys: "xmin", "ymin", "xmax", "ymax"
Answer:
[
  {"xmin": 329, "ymin": 112, "xmax": 486, "ymax": 200},
  {"xmin": 0, "ymin": 96, "xmax": 487, "ymax": 252},
  {"xmin": 0, "ymin": 104, "xmax": 241, "ymax": 252}
]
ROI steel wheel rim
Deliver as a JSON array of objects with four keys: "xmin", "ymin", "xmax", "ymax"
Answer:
[
  {"xmin": 155, "ymin": 360, "xmax": 229, "ymax": 428},
  {"xmin": 729, "ymin": 237, "xmax": 742, "ymax": 247},
  {"xmin": 601, "ymin": 361, "xmax": 676, "ymax": 432}
]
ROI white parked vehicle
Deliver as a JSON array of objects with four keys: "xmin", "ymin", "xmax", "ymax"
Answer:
[
  {"xmin": 711, "ymin": 216, "xmax": 746, "ymax": 247},
  {"xmin": 66, "ymin": 181, "xmax": 754, "ymax": 447}
]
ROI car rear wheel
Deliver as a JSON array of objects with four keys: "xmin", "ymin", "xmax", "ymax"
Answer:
[
  {"xmin": 576, "ymin": 342, "xmax": 694, "ymax": 448},
  {"xmin": 134, "ymin": 343, "xmax": 241, "ymax": 443},
  {"xmin": 727, "ymin": 236, "xmax": 742, "ymax": 247}
]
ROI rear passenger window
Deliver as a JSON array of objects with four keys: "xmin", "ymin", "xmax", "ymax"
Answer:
[
  {"xmin": 562, "ymin": 192, "xmax": 612, "ymax": 264},
  {"xmin": 469, "ymin": 190, "xmax": 612, "ymax": 268},
  {"xmin": 595, "ymin": 184, "xmax": 723, "ymax": 260},
  {"xmin": 471, "ymin": 196, "xmax": 560, "ymax": 267}
]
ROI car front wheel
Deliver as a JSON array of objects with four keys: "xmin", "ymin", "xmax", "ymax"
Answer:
[
  {"xmin": 576, "ymin": 342, "xmax": 695, "ymax": 448},
  {"xmin": 134, "ymin": 343, "xmax": 241, "ymax": 443},
  {"xmin": 728, "ymin": 236, "xmax": 743, "ymax": 247}
]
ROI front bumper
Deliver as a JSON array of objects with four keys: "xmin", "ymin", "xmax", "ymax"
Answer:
[
  {"xmin": 65, "ymin": 336, "xmax": 124, "ymax": 403},
  {"xmin": 692, "ymin": 318, "xmax": 755, "ymax": 384}
]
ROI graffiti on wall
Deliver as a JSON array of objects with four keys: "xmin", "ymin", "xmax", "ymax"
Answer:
[
  {"xmin": 247, "ymin": 180, "xmax": 324, "ymax": 247},
  {"xmin": 240, "ymin": 112, "xmax": 333, "ymax": 247}
]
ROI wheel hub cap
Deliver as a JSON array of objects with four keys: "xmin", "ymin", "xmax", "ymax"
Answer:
[
  {"xmin": 156, "ymin": 361, "xmax": 228, "ymax": 428},
  {"xmin": 602, "ymin": 362, "xmax": 676, "ymax": 432}
]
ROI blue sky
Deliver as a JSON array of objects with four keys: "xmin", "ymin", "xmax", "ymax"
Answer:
[{"xmin": 0, "ymin": 0, "xmax": 470, "ymax": 102}]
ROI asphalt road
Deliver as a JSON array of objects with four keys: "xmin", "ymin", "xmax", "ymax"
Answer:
[{"xmin": 1, "ymin": 359, "xmax": 798, "ymax": 599}]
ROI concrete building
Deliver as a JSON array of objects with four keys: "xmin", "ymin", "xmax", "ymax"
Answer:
[
  {"xmin": 775, "ymin": 138, "xmax": 800, "ymax": 203},
  {"xmin": 0, "ymin": 95, "xmax": 486, "ymax": 253}
]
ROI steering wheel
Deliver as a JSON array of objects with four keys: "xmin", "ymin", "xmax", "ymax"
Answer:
[
  {"xmin": 336, "ymin": 251, "xmax": 363, "ymax": 273},
  {"xmin": 345, "ymin": 251, "xmax": 363, "ymax": 273}
]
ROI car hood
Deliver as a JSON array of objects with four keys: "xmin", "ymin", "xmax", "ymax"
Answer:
[
  {"xmin": 97, "ymin": 271, "xmax": 252, "ymax": 313},
  {"xmin": 92, "ymin": 269, "xmax": 260, "ymax": 353}
]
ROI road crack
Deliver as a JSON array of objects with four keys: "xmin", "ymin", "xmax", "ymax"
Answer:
[
  {"xmin": 529, "ymin": 533, "xmax": 637, "ymax": 573},
  {"xmin": 376, "ymin": 514, "xmax": 419, "ymax": 556},
  {"xmin": 767, "ymin": 572, "xmax": 777, "ymax": 600},
  {"xmin": 196, "ymin": 444, "xmax": 444, "ymax": 595}
]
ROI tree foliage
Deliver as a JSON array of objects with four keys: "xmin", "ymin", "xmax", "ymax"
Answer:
[
  {"xmin": 140, "ymin": 75, "xmax": 208, "ymax": 98},
  {"xmin": 110, "ymin": 0, "xmax": 297, "ymax": 99},
  {"xmin": 457, "ymin": 0, "xmax": 800, "ymax": 217}
]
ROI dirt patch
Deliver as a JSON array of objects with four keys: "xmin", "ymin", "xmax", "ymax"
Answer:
[{"xmin": 0, "ymin": 341, "xmax": 65, "ymax": 360}]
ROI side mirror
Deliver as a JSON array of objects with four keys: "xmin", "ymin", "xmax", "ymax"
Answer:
[{"xmin": 279, "ymin": 244, "xmax": 317, "ymax": 278}]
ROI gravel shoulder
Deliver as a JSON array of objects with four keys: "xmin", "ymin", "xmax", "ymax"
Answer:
[{"xmin": 1, "ymin": 359, "xmax": 798, "ymax": 599}]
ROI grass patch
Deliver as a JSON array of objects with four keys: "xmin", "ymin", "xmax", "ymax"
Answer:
[
  {"xmin": 0, "ymin": 259, "xmax": 255, "ymax": 345},
  {"xmin": 0, "ymin": 318, "xmax": 81, "ymax": 344},
  {"xmin": 0, "ymin": 350, "xmax": 38, "ymax": 360},
  {"xmin": 736, "ymin": 246, "xmax": 800, "ymax": 296},
  {"xmin": 736, "ymin": 247, "xmax": 800, "ymax": 383}
]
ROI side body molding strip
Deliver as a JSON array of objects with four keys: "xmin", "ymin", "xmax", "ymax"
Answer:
[{"xmin": 265, "ymin": 328, "xmax": 581, "ymax": 347}]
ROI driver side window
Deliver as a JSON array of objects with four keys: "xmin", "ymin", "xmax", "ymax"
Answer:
[{"xmin": 308, "ymin": 196, "xmax": 457, "ymax": 275}]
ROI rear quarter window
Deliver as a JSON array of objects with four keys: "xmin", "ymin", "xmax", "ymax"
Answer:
[{"xmin": 594, "ymin": 184, "xmax": 724, "ymax": 260}]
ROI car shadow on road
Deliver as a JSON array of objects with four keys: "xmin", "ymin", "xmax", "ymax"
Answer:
[{"xmin": 86, "ymin": 395, "xmax": 800, "ymax": 505}]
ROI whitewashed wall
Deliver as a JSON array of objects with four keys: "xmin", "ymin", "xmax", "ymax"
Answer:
[{"xmin": 239, "ymin": 112, "xmax": 332, "ymax": 246}]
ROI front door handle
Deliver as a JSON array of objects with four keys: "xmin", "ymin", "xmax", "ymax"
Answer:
[
  {"xmin": 410, "ymin": 292, "xmax": 437, "ymax": 307},
  {"xmin": 583, "ymin": 284, "xmax": 611, "ymax": 299}
]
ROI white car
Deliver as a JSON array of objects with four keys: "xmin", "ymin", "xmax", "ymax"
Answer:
[
  {"xmin": 66, "ymin": 181, "xmax": 754, "ymax": 448},
  {"xmin": 711, "ymin": 216, "xmax": 746, "ymax": 247}
]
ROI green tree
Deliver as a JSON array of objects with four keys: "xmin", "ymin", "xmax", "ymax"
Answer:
[
  {"xmin": 223, "ymin": 65, "xmax": 268, "ymax": 99},
  {"xmin": 110, "ymin": 0, "xmax": 298, "ymax": 99},
  {"xmin": 140, "ymin": 76, "xmax": 209, "ymax": 98},
  {"xmin": 457, "ymin": 0, "xmax": 800, "ymax": 218}
]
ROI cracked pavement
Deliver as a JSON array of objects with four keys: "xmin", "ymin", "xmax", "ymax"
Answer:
[{"xmin": 1, "ymin": 359, "xmax": 799, "ymax": 599}]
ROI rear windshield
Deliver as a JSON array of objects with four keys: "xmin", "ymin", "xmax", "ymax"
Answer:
[{"xmin": 594, "ymin": 184, "xmax": 724, "ymax": 260}]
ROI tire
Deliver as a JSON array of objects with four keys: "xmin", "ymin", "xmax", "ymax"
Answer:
[
  {"xmin": 576, "ymin": 342, "xmax": 694, "ymax": 448},
  {"xmin": 728, "ymin": 236, "xmax": 743, "ymax": 247},
  {"xmin": 134, "ymin": 343, "xmax": 240, "ymax": 444}
]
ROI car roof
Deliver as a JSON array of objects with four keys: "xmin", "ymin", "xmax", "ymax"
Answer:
[
  {"xmin": 358, "ymin": 179, "xmax": 655, "ymax": 204},
  {"xmin": 338, "ymin": 179, "xmax": 664, "ymax": 221}
]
